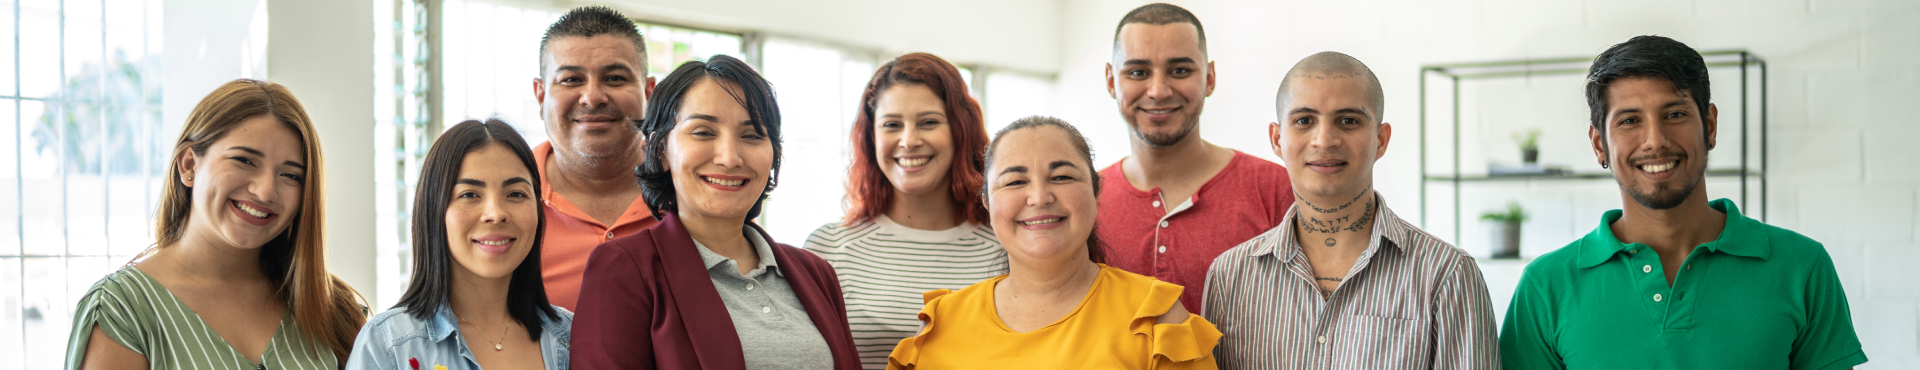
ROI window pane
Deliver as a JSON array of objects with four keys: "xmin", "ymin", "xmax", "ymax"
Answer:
[
  {"xmin": 0, "ymin": 100, "xmax": 17, "ymax": 256},
  {"xmin": 19, "ymin": 100, "xmax": 60, "ymax": 256},
  {"xmin": 63, "ymin": 104, "xmax": 105, "ymax": 256},
  {"xmin": 983, "ymin": 72, "xmax": 1053, "ymax": 134},
  {"xmin": 0, "ymin": 1, "xmax": 18, "ymax": 97},
  {"xmin": 758, "ymin": 40, "xmax": 864, "ymax": 243},
  {"xmin": 0, "ymin": 258, "xmax": 21, "ymax": 369},
  {"xmin": 20, "ymin": 0, "xmax": 59, "ymax": 98},
  {"xmin": 63, "ymin": 0, "xmax": 102, "ymax": 102},
  {"xmin": 21, "ymin": 256, "xmax": 67, "ymax": 368}
]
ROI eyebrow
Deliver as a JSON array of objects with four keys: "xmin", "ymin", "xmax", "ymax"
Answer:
[
  {"xmin": 553, "ymin": 64, "xmax": 634, "ymax": 75},
  {"xmin": 1287, "ymin": 107, "xmax": 1374, "ymax": 121},
  {"xmin": 684, "ymin": 114, "xmax": 720, "ymax": 123},
  {"xmin": 998, "ymin": 160, "xmax": 1080, "ymax": 177},
  {"xmin": 1610, "ymin": 99, "xmax": 1693, "ymax": 117},
  {"xmin": 879, "ymin": 111, "xmax": 948, "ymax": 119},
  {"xmin": 1121, "ymin": 57, "xmax": 1199, "ymax": 67},
  {"xmin": 231, "ymin": 146, "xmax": 306, "ymax": 170},
  {"xmin": 456, "ymin": 177, "xmax": 531, "ymax": 188}
]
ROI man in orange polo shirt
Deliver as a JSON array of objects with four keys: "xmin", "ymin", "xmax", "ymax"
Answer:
[{"xmin": 530, "ymin": 6, "xmax": 659, "ymax": 311}]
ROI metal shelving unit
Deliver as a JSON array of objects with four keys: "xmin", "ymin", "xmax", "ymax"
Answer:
[{"xmin": 1418, "ymin": 50, "xmax": 1768, "ymax": 241}]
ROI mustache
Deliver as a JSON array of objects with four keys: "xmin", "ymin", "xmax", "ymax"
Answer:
[
  {"xmin": 568, "ymin": 105, "xmax": 629, "ymax": 121},
  {"xmin": 1625, "ymin": 148, "xmax": 1687, "ymax": 164}
]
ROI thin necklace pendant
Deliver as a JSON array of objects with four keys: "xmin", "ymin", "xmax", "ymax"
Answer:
[{"xmin": 494, "ymin": 343, "xmax": 503, "ymax": 351}]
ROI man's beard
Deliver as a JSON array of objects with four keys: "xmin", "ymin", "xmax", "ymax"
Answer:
[
  {"xmin": 1617, "ymin": 162, "xmax": 1705, "ymax": 210},
  {"xmin": 1132, "ymin": 118, "xmax": 1199, "ymax": 148}
]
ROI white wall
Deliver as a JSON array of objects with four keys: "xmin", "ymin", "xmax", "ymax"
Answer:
[
  {"xmin": 162, "ymin": 0, "xmax": 267, "ymax": 138},
  {"xmin": 600, "ymin": 0, "xmax": 1060, "ymax": 73},
  {"xmin": 265, "ymin": 0, "xmax": 379, "ymax": 301},
  {"xmin": 1051, "ymin": 0, "xmax": 1920, "ymax": 367}
]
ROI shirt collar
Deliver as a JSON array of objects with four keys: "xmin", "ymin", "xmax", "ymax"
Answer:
[
  {"xmin": 1576, "ymin": 198, "xmax": 1769, "ymax": 268},
  {"xmin": 428, "ymin": 304, "xmax": 461, "ymax": 342},
  {"xmin": 691, "ymin": 226, "xmax": 781, "ymax": 277},
  {"xmin": 1255, "ymin": 192, "xmax": 1404, "ymax": 262}
]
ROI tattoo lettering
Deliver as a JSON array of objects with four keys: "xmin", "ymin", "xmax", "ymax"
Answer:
[
  {"xmin": 1299, "ymin": 198, "xmax": 1378, "ymax": 235},
  {"xmin": 1298, "ymin": 187, "xmax": 1370, "ymax": 214}
]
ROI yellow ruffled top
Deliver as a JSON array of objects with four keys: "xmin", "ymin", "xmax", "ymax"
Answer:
[{"xmin": 887, "ymin": 264, "xmax": 1221, "ymax": 370}]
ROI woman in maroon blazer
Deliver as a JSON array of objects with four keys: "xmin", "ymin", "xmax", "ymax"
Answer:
[{"xmin": 570, "ymin": 55, "xmax": 860, "ymax": 369}]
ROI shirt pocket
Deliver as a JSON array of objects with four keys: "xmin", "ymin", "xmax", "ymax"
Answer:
[{"xmin": 1328, "ymin": 315, "xmax": 1423, "ymax": 368}]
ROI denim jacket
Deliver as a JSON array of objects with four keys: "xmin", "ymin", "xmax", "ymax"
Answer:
[{"xmin": 345, "ymin": 304, "xmax": 573, "ymax": 370}]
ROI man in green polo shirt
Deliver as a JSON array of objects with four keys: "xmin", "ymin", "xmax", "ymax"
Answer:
[{"xmin": 1498, "ymin": 35, "xmax": 1867, "ymax": 370}]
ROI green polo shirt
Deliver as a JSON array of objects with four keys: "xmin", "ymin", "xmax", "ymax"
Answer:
[{"xmin": 1499, "ymin": 199, "xmax": 1866, "ymax": 370}]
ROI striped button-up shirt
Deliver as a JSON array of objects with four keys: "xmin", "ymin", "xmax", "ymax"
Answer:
[{"xmin": 1202, "ymin": 196, "xmax": 1499, "ymax": 370}]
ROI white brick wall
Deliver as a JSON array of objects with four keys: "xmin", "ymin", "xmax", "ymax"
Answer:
[{"xmin": 1052, "ymin": 0, "xmax": 1920, "ymax": 367}]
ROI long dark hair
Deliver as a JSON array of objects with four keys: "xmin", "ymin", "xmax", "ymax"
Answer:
[
  {"xmin": 395, "ymin": 119, "xmax": 556, "ymax": 340},
  {"xmin": 635, "ymin": 54, "xmax": 784, "ymax": 221},
  {"xmin": 982, "ymin": 116, "xmax": 1107, "ymax": 263}
]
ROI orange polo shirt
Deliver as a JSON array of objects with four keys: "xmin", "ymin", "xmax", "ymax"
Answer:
[{"xmin": 534, "ymin": 141, "xmax": 658, "ymax": 311}]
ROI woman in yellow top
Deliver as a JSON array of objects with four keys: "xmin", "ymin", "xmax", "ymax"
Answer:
[{"xmin": 888, "ymin": 116, "xmax": 1220, "ymax": 369}]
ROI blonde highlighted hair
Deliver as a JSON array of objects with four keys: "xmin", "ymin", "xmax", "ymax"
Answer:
[{"xmin": 142, "ymin": 79, "xmax": 366, "ymax": 364}]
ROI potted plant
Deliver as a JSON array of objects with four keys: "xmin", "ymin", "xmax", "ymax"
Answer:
[
  {"xmin": 1480, "ymin": 202, "xmax": 1527, "ymax": 259},
  {"xmin": 1512, "ymin": 128, "xmax": 1541, "ymax": 165}
]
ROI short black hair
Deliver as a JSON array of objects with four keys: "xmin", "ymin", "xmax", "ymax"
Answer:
[
  {"xmin": 539, "ymin": 6, "xmax": 648, "ymax": 78},
  {"xmin": 982, "ymin": 116, "xmax": 1107, "ymax": 264},
  {"xmin": 1585, "ymin": 35, "xmax": 1711, "ymax": 138},
  {"xmin": 1111, "ymin": 3, "xmax": 1207, "ymax": 55},
  {"xmin": 395, "ymin": 119, "xmax": 556, "ymax": 340},
  {"xmin": 635, "ymin": 55, "xmax": 783, "ymax": 221}
]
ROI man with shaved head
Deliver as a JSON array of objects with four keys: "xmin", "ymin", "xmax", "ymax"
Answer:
[
  {"xmin": 1202, "ymin": 52, "xmax": 1498, "ymax": 369},
  {"xmin": 1098, "ymin": 2, "xmax": 1294, "ymax": 314}
]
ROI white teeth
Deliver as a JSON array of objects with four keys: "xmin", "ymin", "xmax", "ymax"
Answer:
[
  {"xmin": 477, "ymin": 239, "xmax": 511, "ymax": 246},
  {"xmin": 235, "ymin": 202, "xmax": 269, "ymax": 218},
  {"xmin": 1019, "ymin": 218, "xmax": 1062, "ymax": 226},
  {"xmin": 703, "ymin": 176, "xmax": 745, "ymax": 187},
  {"xmin": 897, "ymin": 157, "xmax": 930, "ymax": 167},
  {"xmin": 1144, "ymin": 109, "xmax": 1173, "ymax": 114},
  {"xmin": 1640, "ymin": 162, "xmax": 1676, "ymax": 173}
]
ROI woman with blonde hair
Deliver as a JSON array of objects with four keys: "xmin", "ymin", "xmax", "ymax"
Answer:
[{"xmin": 65, "ymin": 79, "xmax": 367, "ymax": 369}]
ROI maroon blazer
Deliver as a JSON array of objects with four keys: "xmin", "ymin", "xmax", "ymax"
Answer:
[{"xmin": 570, "ymin": 213, "xmax": 861, "ymax": 370}]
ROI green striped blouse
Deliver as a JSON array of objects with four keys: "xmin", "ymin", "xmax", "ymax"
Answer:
[{"xmin": 64, "ymin": 267, "xmax": 340, "ymax": 370}]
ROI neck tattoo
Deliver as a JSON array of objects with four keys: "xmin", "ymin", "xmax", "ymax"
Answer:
[
  {"xmin": 1299, "ymin": 193, "xmax": 1379, "ymax": 244},
  {"xmin": 1298, "ymin": 188, "xmax": 1370, "ymax": 214}
]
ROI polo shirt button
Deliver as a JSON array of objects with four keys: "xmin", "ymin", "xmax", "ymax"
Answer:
[
  {"xmin": 1686, "ymin": 265, "xmax": 1692, "ymax": 271},
  {"xmin": 762, "ymin": 306, "xmax": 771, "ymax": 313},
  {"xmin": 746, "ymin": 283, "xmax": 755, "ymax": 291},
  {"xmin": 1159, "ymin": 221, "xmax": 1169, "ymax": 228},
  {"xmin": 1628, "ymin": 249, "xmax": 1638, "ymax": 254},
  {"xmin": 606, "ymin": 231, "xmax": 615, "ymax": 239},
  {"xmin": 1316, "ymin": 335, "xmax": 1327, "ymax": 343},
  {"xmin": 1158, "ymin": 246, "xmax": 1167, "ymax": 253},
  {"xmin": 1653, "ymin": 293, "xmax": 1663, "ymax": 302},
  {"xmin": 1152, "ymin": 200, "xmax": 1161, "ymax": 207},
  {"xmin": 1643, "ymin": 265, "xmax": 1652, "ymax": 273}
]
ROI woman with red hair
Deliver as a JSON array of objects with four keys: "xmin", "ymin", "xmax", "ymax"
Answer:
[{"xmin": 803, "ymin": 53, "xmax": 1004, "ymax": 369}]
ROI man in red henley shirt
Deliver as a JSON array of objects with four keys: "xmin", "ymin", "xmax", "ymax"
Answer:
[{"xmin": 1097, "ymin": 3, "xmax": 1293, "ymax": 311}]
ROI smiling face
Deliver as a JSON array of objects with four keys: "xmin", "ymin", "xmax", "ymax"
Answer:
[
  {"xmin": 178, "ymin": 115, "xmax": 306, "ymax": 250},
  {"xmin": 1106, "ymin": 23, "xmax": 1214, "ymax": 147},
  {"xmin": 873, "ymin": 84, "xmax": 956, "ymax": 198},
  {"xmin": 665, "ymin": 78, "xmax": 776, "ymax": 221},
  {"xmin": 1273, "ymin": 74, "xmax": 1390, "ymax": 199},
  {"xmin": 986, "ymin": 127, "xmax": 1098, "ymax": 264},
  {"xmin": 443, "ymin": 144, "xmax": 540, "ymax": 280},
  {"xmin": 536, "ymin": 34, "xmax": 652, "ymax": 162},
  {"xmin": 1591, "ymin": 76, "xmax": 1717, "ymax": 210}
]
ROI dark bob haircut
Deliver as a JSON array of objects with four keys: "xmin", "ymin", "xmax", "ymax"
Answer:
[
  {"xmin": 843, "ymin": 53, "xmax": 991, "ymax": 227},
  {"xmin": 1585, "ymin": 35, "xmax": 1712, "ymax": 143},
  {"xmin": 395, "ymin": 119, "xmax": 556, "ymax": 340},
  {"xmin": 981, "ymin": 116, "xmax": 1107, "ymax": 264},
  {"xmin": 634, "ymin": 54, "xmax": 783, "ymax": 221}
]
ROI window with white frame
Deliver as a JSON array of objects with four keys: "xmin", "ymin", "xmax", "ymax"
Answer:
[
  {"xmin": 756, "ymin": 38, "xmax": 877, "ymax": 243},
  {"xmin": 0, "ymin": 0, "xmax": 164, "ymax": 368},
  {"xmin": 374, "ymin": 0, "xmax": 742, "ymax": 308}
]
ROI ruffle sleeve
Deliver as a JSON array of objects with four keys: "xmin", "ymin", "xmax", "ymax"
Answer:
[
  {"xmin": 885, "ymin": 289, "xmax": 954, "ymax": 370},
  {"xmin": 1129, "ymin": 280, "xmax": 1222, "ymax": 368}
]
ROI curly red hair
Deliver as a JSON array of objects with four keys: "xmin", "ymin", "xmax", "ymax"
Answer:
[{"xmin": 842, "ymin": 53, "xmax": 990, "ymax": 226}]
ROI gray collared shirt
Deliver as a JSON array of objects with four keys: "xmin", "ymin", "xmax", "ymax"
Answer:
[
  {"xmin": 691, "ymin": 227, "xmax": 833, "ymax": 370},
  {"xmin": 1202, "ymin": 194, "xmax": 1500, "ymax": 370}
]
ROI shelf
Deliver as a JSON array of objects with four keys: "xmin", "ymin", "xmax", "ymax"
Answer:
[{"xmin": 1424, "ymin": 169, "xmax": 1760, "ymax": 182}]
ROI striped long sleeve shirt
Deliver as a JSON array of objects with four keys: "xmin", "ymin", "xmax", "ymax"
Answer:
[
  {"xmin": 1201, "ymin": 196, "xmax": 1499, "ymax": 370},
  {"xmin": 802, "ymin": 215, "xmax": 1008, "ymax": 370}
]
